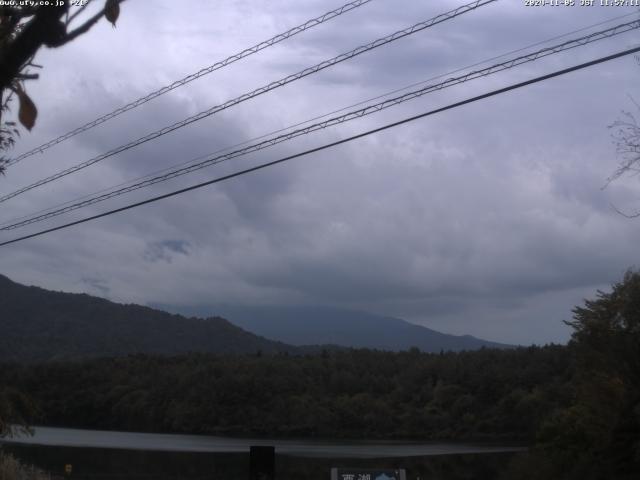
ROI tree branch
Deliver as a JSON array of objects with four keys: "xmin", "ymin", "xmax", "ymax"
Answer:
[
  {"xmin": 57, "ymin": 7, "xmax": 105, "ymax": 45},
  {"xmin": 59, "ymin": 0, "xmax": 126, "ymax": 46},
  {"xmin": 610, "ymin": 202, "xmax": 640, "ymax": 218},
  {"xmin": 0, "ymin": 4, "xmax": 68, "ymax": 90},
  {"xmin": 66, "ymin": 0, "xmax": 94, "ymax": 26},
  {"xmin": 14, "ymin": 73, "xmax": 38, "ymax": 80}
]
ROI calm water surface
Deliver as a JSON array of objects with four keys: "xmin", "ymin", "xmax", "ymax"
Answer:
[
  {"xmin": 1, "ymin": 426, "xmax": 527, "ymax": 480},
  {"xmin": 3, "ymin": 426, "xmax": 525, "ymax": 457}
]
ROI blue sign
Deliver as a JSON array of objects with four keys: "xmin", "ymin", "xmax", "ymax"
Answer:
[{"xmin": 331, "ymin": 468, "xmax": 407, "ymax": 480}]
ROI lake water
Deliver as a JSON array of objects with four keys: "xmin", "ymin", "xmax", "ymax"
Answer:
[
  {"xmin": 3, "ymin": 426, "xmax": 525, "ymax": 457},
  {"xmin": 1, "ymin": 426, "xmax": 526, "ymax": 480}
]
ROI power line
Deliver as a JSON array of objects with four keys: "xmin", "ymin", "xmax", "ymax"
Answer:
[
  {"xmin": 4, "ymin": 9, "xmax": 633, "ymax": 230},
  {"xmin": 5, "ymin": 0, "xmax": 376, "ymax": 167},
  {"xmin": 0, "ymin": 0, "xmax": 497, "ymax": 205},
  {"xmin": 1, "ymin": 44, "xmax": 638, "ymax": 248},
  {"xmin": 3, "ymin": 18, "xmax": 638, "ymax": 231},
  {"xmin": 4, "ymin": 17, "xmax": 636, "ymax": 230}
]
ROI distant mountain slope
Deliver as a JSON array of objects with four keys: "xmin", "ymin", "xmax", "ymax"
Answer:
[
  {"xmin": 0, "ymin": 275, "xmax": 296, "ymax": 362},
  {"xmin": 156, "ymin": 304, "xmax": 513, "ymax": 352}
]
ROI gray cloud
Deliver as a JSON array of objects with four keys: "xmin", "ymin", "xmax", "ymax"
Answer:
[
  {"xmin": 80, "ymin": 277, "xmax": 110, "ymax": 297},
  {"xmin": 144, "ymin": 240, "xmax": 191, "ymax": 263},
  {"xmin": 1, "ymin": 0, "xmax": 639, "ymax": 345}
]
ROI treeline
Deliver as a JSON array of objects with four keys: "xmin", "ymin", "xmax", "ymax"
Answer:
[
  {"xmin": 2, "ymin": 271, "xmax": 639, "ymax": 479},
  {"xmin": 0, "ymin": 345, "xmax": 572, "ymax": 440}
]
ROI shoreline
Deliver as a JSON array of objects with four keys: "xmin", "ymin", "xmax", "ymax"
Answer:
[{"xmin": 2, "ymin": 426, "xmax": 528, "ymax": 457}]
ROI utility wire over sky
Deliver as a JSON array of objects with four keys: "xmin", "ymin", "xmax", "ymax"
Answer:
[
  {"xmin": 7, "ymin": 10, "xmax": 634, "ymax": 231},
  {"xmin": 1, "ymin": 45, "xmax": 639, "ymax": 248},
  {"xmin": 0, "ymin": 0, "xmax": 497, "ymax": 204},
  {"xmin": 5, "ymin": 9, "xmax": 631, "ymax": 231},
  {"xmin": 2, "ymin": 18, "xmax": 638, "ymax": 231},
  {"xmin": 5, "ymin": 0, "xmax": 376, "ymax": 167}
]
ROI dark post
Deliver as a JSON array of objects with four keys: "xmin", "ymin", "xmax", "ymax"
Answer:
[{"xmin": 249, "ymin": 445, "xmax": 275, "ymax": 480}]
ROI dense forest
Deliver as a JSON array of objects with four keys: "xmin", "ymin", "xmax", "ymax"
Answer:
[
  {"xmin": 1, "ymin": 271, "xmax": 639, "ymax": 479},
  {"xmin": 0, "ymin": 346, "xmax": 571, "ymax": 440}
]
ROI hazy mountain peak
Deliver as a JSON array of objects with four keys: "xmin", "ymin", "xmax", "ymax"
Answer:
[{"xmin": 155, "ymin": 304, "xmax": 514, "ymax": 352}]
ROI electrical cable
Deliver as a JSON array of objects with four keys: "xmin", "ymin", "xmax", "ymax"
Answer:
[
  {"xmin": 5, "ymin": 0, "xmax": 376, "ymax": 166},
  {"xmin": 3, "ymin": 17, "xmax": 638, "ymax": 231},
  {"xmin": 1, "ymin": 44, "xmax": 637, "ymax": 247},
  {"xmin": 4, "ymin": 9, "xmax": 634, "ymax": 229},
  {"xmin": 0, "ymin": 0, "xmax": 497, "ymax": 204}
]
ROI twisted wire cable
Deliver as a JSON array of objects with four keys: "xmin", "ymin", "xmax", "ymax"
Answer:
[
  {"xmin": 1, "ymin": 44, "xmax": 639, "ymax": 247},
  {"xmin": 0, "ymin": 0, "xmax": 497, "ymax": 204},
  {"xmin": 3, "ymin": 18, "xmax": 638, "ymax": 231},
  {"xmin": 6, "ymin": 9, "xmax": 631, "ymax": 229},
  {"xmin": 6, "ymin": 0, "xmax": 375, "ymax": 166}
]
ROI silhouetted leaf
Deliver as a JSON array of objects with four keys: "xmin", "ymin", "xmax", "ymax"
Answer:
[
  {"xmin": 16, "ymin": 88, "xmax": 37, "ymax": 131},
  {"xmin": 105, "ymin": 0, "xmax": 120, "ymax": 27}
]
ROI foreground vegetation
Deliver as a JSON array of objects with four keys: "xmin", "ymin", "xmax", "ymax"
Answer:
[
  {"xmin": 0, "ymin": 451, "xmax": 50, "ymax": 480},
  {"xmin": 509, "ymin": 271, "xmax": 640, "ymax": 479},
  {"xmin": 1, "ymin": 271, "xmax": 638, "ymax": 479}
]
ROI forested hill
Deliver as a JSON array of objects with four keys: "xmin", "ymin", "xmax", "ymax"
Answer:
[{"xmin": 0, "ymin": 274, "xmax": 297, "ymax": 362}]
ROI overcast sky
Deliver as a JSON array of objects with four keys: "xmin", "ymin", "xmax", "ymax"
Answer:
[{"xmin": 1, "ymin": 0, "xmax": 639, "ymax": 345}]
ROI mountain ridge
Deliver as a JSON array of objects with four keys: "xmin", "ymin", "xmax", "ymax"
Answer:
[
  {"xmin": 0, "ymin": 274, "xmax": 512, "ymax": 363},
  {"xmin": 155, "ymin": 304, "xmax": 514, "ymax": 352},
  {"xmin": 0, "ymin": 274, "xmax": 299, "ymax": 362}
]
